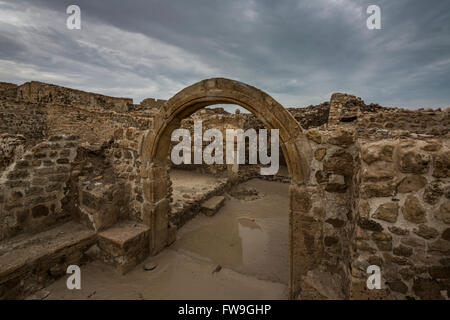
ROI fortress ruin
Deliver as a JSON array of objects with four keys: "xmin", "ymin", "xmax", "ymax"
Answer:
[{"xmin": 0, "ymin": 78, "xmax": 449, "ymax": 300}]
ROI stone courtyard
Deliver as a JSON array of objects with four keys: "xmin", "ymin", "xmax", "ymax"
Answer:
[{"xmin": 0, "ymin": 78, "xmax": 449, "ymax": 300}]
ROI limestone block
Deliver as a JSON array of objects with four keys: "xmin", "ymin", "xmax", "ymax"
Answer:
[
  {"xmin": 201, "ymin": 196, "xmax": 225, "ymax": 216},
  {"xmin": 98, "ymin": 221, "xmax": 150, "ymax": 274}
]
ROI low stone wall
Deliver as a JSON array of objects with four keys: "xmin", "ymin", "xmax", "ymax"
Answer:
[{"xmin": 0, "ymin": 135, "xmax": 80, "ymax": 241}]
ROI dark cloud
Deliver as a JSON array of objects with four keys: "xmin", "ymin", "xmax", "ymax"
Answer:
[{"xmin": 0, "ymin": 0, "xmax": 449, "ymax": 109}]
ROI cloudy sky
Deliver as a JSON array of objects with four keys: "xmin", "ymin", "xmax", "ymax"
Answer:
[{"xmin": 0, "ymin": 0, "xmax": 449, "ymax": 109}]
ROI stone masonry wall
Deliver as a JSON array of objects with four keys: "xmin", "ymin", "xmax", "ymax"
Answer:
[
  {"xmin": 350, "ymin": 136, "xmax": 450, "ymax": 299},
  {"xmin": 0, "ymin": 135, "xmax": 80, "ymax": 241},
  {"xmin": 17, "ymin": 81, "xmax": 134, "ymax": 113},
  {"xmin": 295, "ymin": 127, "xmax": 357, "ymax": 299},
  {"xmin": 108, "ymin": 126, "xmax": 148, "ymax": 222},
  {"xmin": 0, "ymin": 99, "xmax": 48, "ymax": 140}
]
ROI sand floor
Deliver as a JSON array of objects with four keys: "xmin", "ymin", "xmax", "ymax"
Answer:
[{"xmin": 39, "ymin": 178, "xmax": 289, "ymax": 300}]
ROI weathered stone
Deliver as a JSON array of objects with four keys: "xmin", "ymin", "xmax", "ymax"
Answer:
[
  {"xmin": 402, "ymin": 195, "xmax": 427, "ymax": 224},
  {"xmin": 367, "ymin": 255, "xmax": 383, "ymax": 266},
  {"xmin": 372, "ymin": 232, "xmax": 393, "ymax": 251},
  {"xmin": 361, "ymin": 162, "xmax": 395, "ymax": 182},
  {"xmin": 325, "ymin": 218, "xmax": 345, "ymax": 228},
  {"xmin": 393, "ymin": 245, "xmax": 413, "ymax": 257},
  {"xmin": 388, "ymin": 226, "xmax": 409, "ymax": 236},
  {"xmin": 372, "ymin": 202, "xmax": 399, "ymax": 223},
  {"xmin": 413, "ymin": 224, "xmax": 439, "ymax": 239},
  {"xmin": 442, "ymin": 228, "xmax": 450, "ymax": 241},
  {"xmin": 360, "ymin": 182, "xmax": 395, "ymax": 198},
  {"xmin": 315, "ymin": 171, "xmax": 329, "ymax": 184},
  {"xmin": 97, "ymin": 221, "xmax": 150, "ymax": 275},
  {"xmin": 143, "ymin": 179, "xmax": 168, "ymax": 202},
  {"xmin": 357, "ymin": 218, "xmax": 383, "ymax": 232},
  {"xmin": 25, "ymin": 186, "xmax": 44, "ymax": 197},
  {"xmin": 361, "ymin": 143, "xmax": 394, "ymax": 164},
  {"xmin": 325, "ymin": 174, "xmax": 347, "ymax": 193},
  {"xmin": 314, "ymin": 148, "xmax": 326, "ymax": 161},
  {"xmin": 422, "ymin": 142, "xmax": 442, "ymax": 152},
  {"xmin": 392, "ymin": 256, "xmax": 411, "ymax": 266},
  {"xmin": 397, "ymin": 175, "xmax": 427, "ymax": 193},
  {"xmin": 428, "ymin": 239, "xmax": 450, "ymax": 255},
  {"xmin": 428, "ymin": 266, "xmax": 450, "ymax": 279},
  {"xmin": 7, "ymin": 170, "xmax": 29, "ymax": 180},
  {"xmin": 31, "ymin": 205, "xmax": 49, "ymax": 218},
  {"xmin": 356, "ymin": 240, "xmax": 376, "ymax": 254},
  {"xmin": 386, "ymin": 280, "xmax": 408, "ymax": 294},
  {"xmin": 435, "ymin": 201, "xmax": 450, "ymax": 224},
  {"xmin": 324, "ymin": 236, "xmax": 339, "ymax": 247},
  {"xmin": 56, "ymin": 158, "xmax": 69, "ymax": 164},
  {"xmin": 306, "ymin": 130, "xmax": 322, "ymax": 144},
  {"xmin": 412, "ymin": 278, "xmax": 444, "ymax": 300},
  {"xmin": 399, "ymin": 268, "xmax": 415, "ymax": 280},
  {"xmin": 15, "ymin": 160, "xmax": 29, "ymax": 169},
  {"xmin": 432, "ymin": 151, "xmax": 450, "ymax": 178},
  {"xmin": 399, "ymin": 149, "xmax": 430, "ymax": 174},
  {"xmin": 358, "ymin": 201, "xmax": 370, "ymax": 219},
  {"xmin": 323, "ymin": 150, "xmax": 353, "ymax": 177},
  {"xmin": 445, "ymin": 185, "xmax": 450, "ymax": 199},
  {"xmin": 401, "ymin": 236, "xmax": 426, "ymax": 249},
  {"xmin": 201, "ymin": 196, "xmax": 225, "ymax": 216},
  {"xmin": 289, "ymin": 184, "xmax": 312, "ymax": 213},
  {"xmin": 59, "ymin": 149, "xmax": 70, "ymax": 157},
  {"xmin": 49, "ymin": 135, "xmax": 63, "ymax": 141},
  {"xmin": 5, "ymin": 180, "xmax": 29, "ymax": 188},
  {"xmin": 423, "ymin": 181, "xmax": 443, "ymax": 205},
  {"xmin": 328, "ymin": 128, "xmax": 355, "ymax": 147}
]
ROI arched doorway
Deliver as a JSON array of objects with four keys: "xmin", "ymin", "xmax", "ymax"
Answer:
[{"xmin": 140, "ymin": 78, "xmax": 315, "ymax": 298}]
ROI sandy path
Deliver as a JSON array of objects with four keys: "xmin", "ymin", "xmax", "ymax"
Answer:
[{"xmin": 40, "ymin": 178, "xmax": 289, "ymax": 300}]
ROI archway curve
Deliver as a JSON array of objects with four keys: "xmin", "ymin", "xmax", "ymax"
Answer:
[{"xmin": 140, "ymin": 78, "xmax": 314, "ymax": 299}]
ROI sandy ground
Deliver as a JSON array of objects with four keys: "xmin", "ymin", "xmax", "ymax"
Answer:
[
  {"xmin": 39, "ymin": 177, "xmax": 289, "ymax": 300},
  {"xmin": 170, "ymin": 169, "xmax": 228, "ymax": 204}
]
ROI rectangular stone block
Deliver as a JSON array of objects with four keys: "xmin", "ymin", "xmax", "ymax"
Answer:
[
  {"xmin": 98, "ymin": 221, "xmax": 150, "ymax": 274},
  {"xmin": 201, "ymin": 196, "xmax": 225, "ymax": 216}
]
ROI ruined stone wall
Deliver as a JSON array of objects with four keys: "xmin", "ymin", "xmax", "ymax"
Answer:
[
  {"xmin": 1, "ymin": 81, "xmax": 156, "ymax": 145},
  {"xmin": 357, "ymin": 108, "xmax": 450, "ymax": 137},
  {"xmin": 294, "ymin": 127, "xmax": 358, "ymax": 299},
  {"xmin": 0, "ymin": 135, "xmax": 80, "ymax": 241},
  {"xmin": 0, "ymin": 134, "xmax": 27, "ymax": 173},
  {"xmin": 0, "ymin": 82, "xmax": 162, "ymax": 239},
  {"xmin": 108, "ymin": 126, "xmax": 148, "ymax": 221},
  {"xmin": 0, "ymin": 82, "xmax": 18, "ymax": 99},
  {"xmin": 44, "ymin": 103, "xmax": 152, "ymax": 144},
  {"xmin": 328, "ymin": 92, "xmax": 450, "ymax": 137},
  {"xmin": 350, "ymin": 135, "xmax": 450, "ymax": 299},
  {"xmin": 17, "ymin": 81, "xmax": 134, "ymax": 113},
  {"xmin": 0, "ymin": 99, "xmax": 48, "ymax": 140}
]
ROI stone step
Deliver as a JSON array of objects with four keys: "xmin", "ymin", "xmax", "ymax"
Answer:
[
  {"xmin": 201, "ymin": 196, "xmax": 225, "ymax": 216},
  {"xmin": 0, "ymin": 221, "xmax": 96, "ymax": 299},
  {"xmin": 97, "ymin": 220, "xmax": 150, "ymax": 275},
  {"xmin": 78, "ymin": 180, "xmax": 129, "ymax": 231}
]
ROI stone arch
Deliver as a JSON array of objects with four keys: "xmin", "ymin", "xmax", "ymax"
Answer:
[{"xmin": 140, "ymin": 78, "xmax": 316, "ymax": 298}]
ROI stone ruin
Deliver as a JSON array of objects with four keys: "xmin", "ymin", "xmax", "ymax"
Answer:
[{"xmin": 0, "ymin": 78, "xmax": 449, "ymax": 300}]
